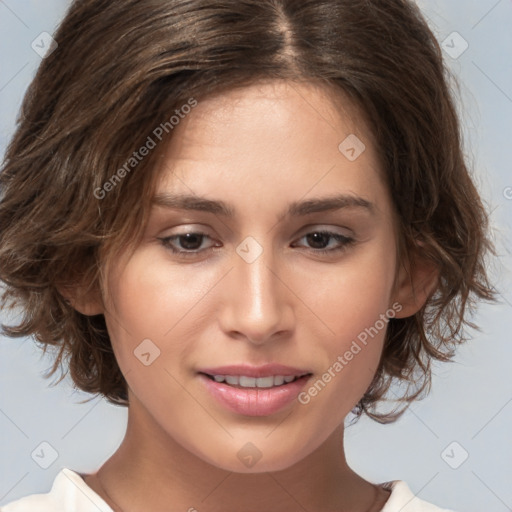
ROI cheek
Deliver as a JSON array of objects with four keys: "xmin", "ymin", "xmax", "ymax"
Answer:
[
  {"xmin": 102, "ymin": 250, "xmax": 209, "ymax": 371},
  {"xmin": 296, "ymin": 243, "xmax": 396, "ymax": 407},
  {"xmin": 306, "ymin": 242, "xmax": 396, "ymax": 344},
  {"xmin": 105, "ymin": 248, "xmax": 213, "ymax": 332}
]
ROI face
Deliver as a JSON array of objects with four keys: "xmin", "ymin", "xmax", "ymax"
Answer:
[{"xmin": 101, "ymin": 80, "xmax": 404, "ymax": 473}]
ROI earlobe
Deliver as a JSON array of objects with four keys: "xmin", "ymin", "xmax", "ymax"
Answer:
[
  {"xmin": 58, "ymin": 285, "xmax": 104, "ymax": 316},
  {"xmin": 392, "ymin": 252, "xmax": 439, "ymax": 319}
]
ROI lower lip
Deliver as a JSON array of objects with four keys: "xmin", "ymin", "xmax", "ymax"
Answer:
[{"xmin": 198, "ymin": 374, "xmax": 311, "ymax": 416}]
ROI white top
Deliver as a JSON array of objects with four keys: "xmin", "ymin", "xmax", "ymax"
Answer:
[{"xmin": 0, "ymin": 468, "xmax": 456, "ymax": 511}]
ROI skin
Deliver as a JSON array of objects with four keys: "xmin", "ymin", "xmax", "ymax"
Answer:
[{"xmin": 73, "ymin": 79, "xmax": 435, "ymax": 512}]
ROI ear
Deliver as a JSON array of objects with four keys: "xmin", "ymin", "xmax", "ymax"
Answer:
[
  {"xmin": 392, "ymin": 247, "xmax": 439, "ymax": 319},
  {"xmin": 58, "ymin": 283, "xmax": 104, "ymax": 316}
]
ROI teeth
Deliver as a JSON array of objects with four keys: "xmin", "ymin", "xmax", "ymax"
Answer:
[
  {"xmin": 210, "ymin": 374, "xmax": 305, "ymax": 388},
  {"xmin": 225, "ymin": 375, "xmax": 239, "ymax": 386},
  {"xmin": 273, "ymin": 376, "xmax": 285, "ymax": 386}
]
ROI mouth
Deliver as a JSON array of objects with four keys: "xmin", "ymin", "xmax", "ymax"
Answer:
[{"xmin": 196, "ymin": 365, "xmax": 313, "ymax": 416}]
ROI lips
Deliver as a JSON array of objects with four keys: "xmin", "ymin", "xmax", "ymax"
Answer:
[{"xmin": 197, "ymin": 364, "xmax": 313, "ymax": 416}]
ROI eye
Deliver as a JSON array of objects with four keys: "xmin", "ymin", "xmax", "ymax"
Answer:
[
  {"xmin": 158, "ymin": 229, "xmax": 355, "ymax": 259},
  {"xmin": 159, "ymin": 232, "xmax": 218, "ymax": 258},
  {"xmin": 292, "ymin": 230, "xmax": 355, "ymax": 255}
]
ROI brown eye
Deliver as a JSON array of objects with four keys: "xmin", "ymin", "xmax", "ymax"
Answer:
[
  {"xmin": 293, "ymin": 231, "xmax": 355, "ymax": 255},
  {"xmin": 175, "ymin": 233, "xmax": 205, "ymax": 250},
  {"xmin": 159, "ymin": 232, "xmax": 217, "ymax": 258}
]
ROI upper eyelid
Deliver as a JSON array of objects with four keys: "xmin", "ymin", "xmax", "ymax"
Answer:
[
  {"xmin": 161, "ymin": 226, "xmax": 352, "ymax": 239},
  {"xmin": 161, "ymin": 222, "xmax": 353, "ymax": 234}
]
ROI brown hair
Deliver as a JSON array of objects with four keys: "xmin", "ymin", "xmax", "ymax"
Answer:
[{"xmin": 0, "ymin": 0, "xmax": 496, "ymax": 422}]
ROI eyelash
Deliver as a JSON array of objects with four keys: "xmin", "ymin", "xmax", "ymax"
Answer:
[{"xmin": 158, "ymin": 230, "xmax": 355, "ymax": 259}]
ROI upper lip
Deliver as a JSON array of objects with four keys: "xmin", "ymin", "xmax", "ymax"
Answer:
[{"xmin": 198, "ymin": 364, "xmax": 312, "ymax": 378}]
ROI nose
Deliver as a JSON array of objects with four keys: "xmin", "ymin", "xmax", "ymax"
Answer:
[{"xmin": 218, "ymin": 240, "xmax": 295, "ymax": 345}]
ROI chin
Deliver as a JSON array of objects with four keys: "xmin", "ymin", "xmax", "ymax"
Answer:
[{"xmin": 195, "ymin": 438, "xmax": 310, "ymax": 474}]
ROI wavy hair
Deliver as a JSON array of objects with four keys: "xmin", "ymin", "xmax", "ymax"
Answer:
[{"xmin": 0, "ymin": 0, "xmax": 496, "ymax": 422}]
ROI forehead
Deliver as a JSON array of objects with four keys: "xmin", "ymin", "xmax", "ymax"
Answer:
[
  {"xmin": 164, "ymin": 79, "xmax": 370, "ymax": 155},
  {"xmin": 152, "ymin": 79, "xmax": 388, "ymax": 218}
]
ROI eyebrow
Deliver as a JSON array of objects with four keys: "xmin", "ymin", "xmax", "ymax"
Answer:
[{"xmin": 151, "ymin": 193, "xmax": 374, "ymax": 220}]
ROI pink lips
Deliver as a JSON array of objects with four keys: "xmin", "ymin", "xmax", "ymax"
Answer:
[{"xmin": 197, "ymin": 364, "xmax": 312, "ymax": 417}]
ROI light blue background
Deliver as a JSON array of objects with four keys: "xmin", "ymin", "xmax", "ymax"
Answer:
[{"xmin": 1, "ymin": 1, "xmax": 511, "ymax": 510}]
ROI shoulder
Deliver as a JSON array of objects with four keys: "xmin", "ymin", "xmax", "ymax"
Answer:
[
  {"xmin": 379, "ymin": 480, "xmax": 457, "ymax": 512},
  {"xmin": 0, "ymin": 468, "xmax": 113, "ymax": 512}
]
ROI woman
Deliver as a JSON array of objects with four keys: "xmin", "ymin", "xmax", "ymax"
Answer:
[{"xmin": 0, "ymin": 1, "xmax": 495, "ymax": 510}]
